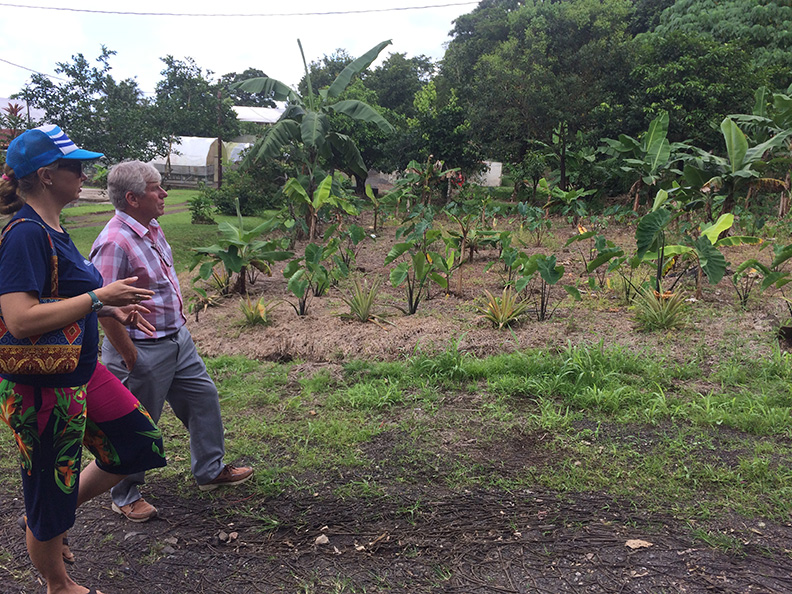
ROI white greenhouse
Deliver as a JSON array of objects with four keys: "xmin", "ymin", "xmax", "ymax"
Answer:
[{"xmin": 150, "ymin": 137, "xmax": 252, "ymax": 188}]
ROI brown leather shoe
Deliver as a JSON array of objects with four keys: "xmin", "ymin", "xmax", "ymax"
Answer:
[
  {"xmin": 198, "ymin": 464, "xmax": 254, "ymax": 491},
  {"xmin": 111, "ymin": 498, "xmax": 158, "ymax": 522}
]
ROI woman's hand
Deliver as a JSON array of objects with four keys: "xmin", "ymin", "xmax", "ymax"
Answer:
[
  {"xmin": 109, "ymin": 304, "xmax": 156, "ymax": 336},
  {"xmin": 95, "ymin": 277, "xmax": 154, "ymax": 307}
]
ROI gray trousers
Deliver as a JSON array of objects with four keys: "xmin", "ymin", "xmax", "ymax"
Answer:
[{"xmin": 103, "ymin": 326, "xmax": 225, "ymax": 506}]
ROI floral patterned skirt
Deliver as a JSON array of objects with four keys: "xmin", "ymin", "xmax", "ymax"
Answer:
[{"xmin": 0, "ymin": 363, "xmax": 165, "ymax": 541}]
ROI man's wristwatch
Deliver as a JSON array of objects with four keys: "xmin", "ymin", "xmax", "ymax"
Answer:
[{"xmin": 87, "ymin": 290, "xmax": 104, "ymax": 312}]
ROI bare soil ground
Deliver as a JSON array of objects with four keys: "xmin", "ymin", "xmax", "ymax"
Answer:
[{"xmin": 1, "ymin": 209, "xmax": 791, "ymax": 593}]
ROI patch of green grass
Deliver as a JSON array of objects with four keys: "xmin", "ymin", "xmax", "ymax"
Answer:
[
  {"xmin": 1, "ymin": 338, "xmax": 790, "ymax": 552},
  {"xmin": 334, "ymin": 478, "xmax": 386, "ymax": 500},
  {"xmin": 327, "ymin": 379, "xmax": 405, "ymax": 410},
  {"xmin": 690, "ymin": 528, "xmax": 745, "ymax": 554}
]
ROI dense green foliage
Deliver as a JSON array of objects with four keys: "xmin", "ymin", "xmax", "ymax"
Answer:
[
  {"xmin": 17, "ymin": 47, "xmax": 168, "ymax": 162},
  {"xmin": 155, "ymin": 56, "xmax": 240, "ymax": 140},
  {"xmin": 654, "ymin": 0, "xmax": 792, "ymax": 89},
  {"xmin": 442, "ymin": 0, "xmax": 633, "ymax": 185}
]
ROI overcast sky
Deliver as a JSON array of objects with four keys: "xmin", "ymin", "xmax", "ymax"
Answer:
[{"xmin": 0, "ymin": 1, "xmax": 477, "ymax": 99}]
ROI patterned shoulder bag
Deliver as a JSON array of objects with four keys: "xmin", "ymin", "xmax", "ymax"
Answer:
[{"xmin": 0, "ymin": 219, "xmax": 85, "ymax": 375}]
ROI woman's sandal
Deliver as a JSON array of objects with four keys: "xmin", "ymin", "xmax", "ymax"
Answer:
[{"xmin": 16, "ymin": 515, "xmax": 75, "ymax": 564}]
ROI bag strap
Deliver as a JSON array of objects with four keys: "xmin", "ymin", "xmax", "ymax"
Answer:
[{"xmin": 0, "ymin": 218, "xmax": 59, "ymax": 298}]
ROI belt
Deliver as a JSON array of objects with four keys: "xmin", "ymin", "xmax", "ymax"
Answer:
[{"xmin": 136, "ymin": 330, "xmax": 179, "ymax": 343}]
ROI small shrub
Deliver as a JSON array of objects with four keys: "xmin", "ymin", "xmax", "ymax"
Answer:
[
  {"xmin": 632, "ymin": 286, "xmax": 688, "ymax": 331},
  {"xmin": 200, "ymin": 162, "xmax": 287, "ymax": 216},
  {"xmin": 188, "ymin": 192, "xmax": 217, "ymax": 224}
]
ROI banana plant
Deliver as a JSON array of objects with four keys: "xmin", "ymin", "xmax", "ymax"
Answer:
[
  {"xmin": 235, "ymin": 40, "xmax": 393, "ymax": 181},
  {"xmin": 189, "ymin": 199, "xmax": 292, "ymax": 294},
  {"xmin": 601, "ymin": 111, "xmax": 688, "ymax": 211},
  {"xmin": 234, "ymin": 39, "xmax": 394, "ymax": 226},
  {"xmin": 684, "ymin": 117, "xmax": 791, "ymax": 217},
  {"xmin": 730, "ymin": 86, "xmax": 792, "ymax": 215},
  {"xmin": 282, "ymin": 174, "xmax": 358, "ymax": 241}
]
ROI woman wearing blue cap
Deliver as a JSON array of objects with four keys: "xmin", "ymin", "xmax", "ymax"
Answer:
[{"xmin": 0, "ymin": 125, "xmax": 167, "ymax": 594}]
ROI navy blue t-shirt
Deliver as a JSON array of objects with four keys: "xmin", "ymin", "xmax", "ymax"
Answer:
[{"xmin": 0, "ymin": 204, "xmax": 102, "ymax": 387}]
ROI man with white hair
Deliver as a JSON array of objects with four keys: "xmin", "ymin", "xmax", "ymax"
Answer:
[{"xmin": 89, "ymin": 160, "xmax": 252, "ymax": 522}]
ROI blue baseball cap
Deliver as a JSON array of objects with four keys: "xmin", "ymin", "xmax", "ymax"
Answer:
[{"xmin": 6, "ymin": 124, "xmax": 104, "ymax": 179}]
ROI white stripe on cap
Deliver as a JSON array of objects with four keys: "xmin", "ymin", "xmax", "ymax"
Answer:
[{"xmin": 39, "ymin": 123, "xmax": 78, "ymax": 155}]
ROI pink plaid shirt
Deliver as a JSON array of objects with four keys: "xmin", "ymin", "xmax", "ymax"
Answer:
[{"xmin": 90, "ymin": 210, "xmax": 186, "ymax": 339}]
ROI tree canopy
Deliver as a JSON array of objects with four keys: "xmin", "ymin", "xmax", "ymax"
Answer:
[
  {"xmin": 220, "ymin": 68, "xmax": 276, "ymax": 107},
  {"xmin": 441, "ymin": 0, "xmax": 633, "ymax": 186},
  {"xmin": 365, "ymin": 52, "xmax": 435, "ymax": 118},
  {"xmin": 17, "ymin": 47, "xmax": 167, "ymax": 162},
  {"xmin": 155, "ymin": 56, "xmax": 239, "ymax": 140},
  {"xmin": 654, "ymin": 0, "xmax": 792, "ymax": 90},
  {"xmin": 628, "ymin": 31, "xmax": 761, "ymax": 149}
]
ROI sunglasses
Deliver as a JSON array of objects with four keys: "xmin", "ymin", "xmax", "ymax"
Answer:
[{"xmin": 57, "ymin": 160, "xmax": 84, "ymax": 175}]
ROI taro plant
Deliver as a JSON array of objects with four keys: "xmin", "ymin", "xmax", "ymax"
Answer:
[
  {"xmin": 565, "ymin": 228, "xmax": 624, "ymax": 290},
  {"xmin": 476, "ymin": 288, "xmax": 531, "ymax": 329},
  {"xmin": 427, "ymin": 240, "xmax": 462, "ymax": 297},
  {"xmin": 324, "ymin": 222, "xmax": 368, "ymax": 271},
  {"xmin": 517, "ymin": 202, "xmax": 551, "ymax": 247},
  {"xmin": 190, "ymin": 200, "xmax": 293, "ymax": 294},
  {"xmin": 515, "ymin": 254, "xmax": 582, "ymax": 321},
  {"xmin": 493, "ymin": 244, "xmax": 528, "ymax": 288},
  {"xmin": 385, "ymin": 240, "xmax": 436, "ymax": 315},
  {"xmin": 285, "ymin": 241, "xmax": 341, "ymax": 297},
  {"xmin": 586, "ymin": 249, "xmax": 641, "ymax": 304},
  {"xmin": 732, "ymin": 240, "xmax": 792, "ymax": 314},
  {"xmin": 731, "ymin": 261, "xmax": 763, "ymax": 310},
  {"xmin": 661, "ymin": 211, "xmax": 761, "ymax": 298}
]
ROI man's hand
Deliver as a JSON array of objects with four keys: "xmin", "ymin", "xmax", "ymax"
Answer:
[{"xmin": 111, "ymin": 304, "xmax": 156, "ymax": 336}]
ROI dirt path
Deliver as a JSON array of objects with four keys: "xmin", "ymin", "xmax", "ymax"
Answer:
[{"xmin": 1, "ymin": 478, "xmax": 790, "ymax": 593}]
